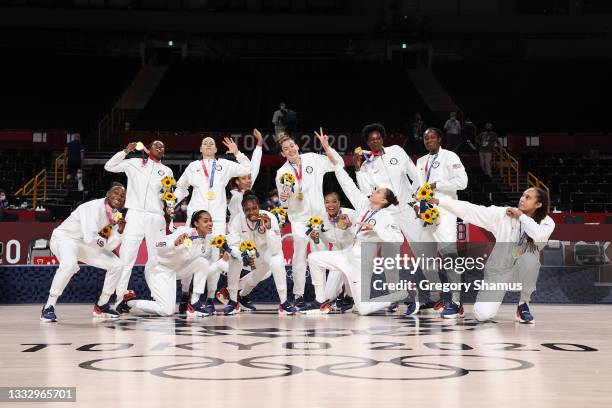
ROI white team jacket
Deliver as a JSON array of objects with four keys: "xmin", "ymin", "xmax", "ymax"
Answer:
[
  {"xmin": 334, "ymin": 163, "xmax": 404, "ymax": 246},
  {"xmin": 437, "ymin": 197, "xmax": 556, "ymax": 271},
  {"xmin": 175, "ymin": 153, "xmax": 251, "ymax": 223},
  {"xmin": 414, "ymin": 148, "xmax": 468, "ymax": 200},
  {"xmin": 227, "ymin": 146, "xmax": 263, "ymax": 222},
  {"xmin": 317, "ymin": 207, "xmax": 358, "ymax": 251},
  {"xmin": 52, "ymin": 198, "xmax": 123, "ymax": 251},
  {"xmin": 355, "ymin": 145, "xmax": 418, "ymax": 206},
  {"xmin": 104, "ymin": 151, "xmax": 174, "ymax": 214},
  {"xmin": 275, "ymin": 151, "xmax": 344, "ymax": 222},
  {"xmin": 152, "ymin": 226, "xmax": 227, "ymax": 273},
  {"xmin": 227, "ymin": 210, "xmax": 282, "ymax": 260}
]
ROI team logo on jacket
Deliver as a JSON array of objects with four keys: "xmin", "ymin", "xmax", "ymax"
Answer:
[
  {"xmin": 306, "ymin": 166, "xmax": 313, "ymax": 174},
  {"xmin": 216, "ymin": 164, "xmax": 223, "ymax": 171},
  {"xmin": 158, "ymin": 170, "xmax": 165, "ymax": 176},
  {"xmin": 432, "ymin": 161, "xmax": 440, "ymax": 168},
  {"xmin": 390, "ymin": 158, "xmax": 398, "ymax": 165},
  {"xmin": 368, "ymin": 219, "xmax": 376, "ymax": 225}
]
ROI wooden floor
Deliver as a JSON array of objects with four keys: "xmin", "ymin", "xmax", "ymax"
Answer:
[{"xmin": 1, "ymin": 304, "xmax": 611, "ymax": 408}]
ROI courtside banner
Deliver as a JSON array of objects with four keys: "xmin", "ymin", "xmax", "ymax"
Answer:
[{"xmin": 1, "ymin": 222, "xmax": 610, "ymax": 265}]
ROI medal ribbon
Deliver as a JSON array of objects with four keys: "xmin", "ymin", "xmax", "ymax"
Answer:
[
  {"xmin": 103, "ymin": 199, "xmax": 115, "ymax": 225},
  {"xmin": 201, "ymin": 159, "xmax": 217, "ymax": 190},
  {"xmin": 425, "ymin": 153, "xmax": 438, "ymax": 182},
  {"xmin": 289, "ymin": 158, "xmax": 302, "ymax": 191},
  {"xmin": 355, "ymin": 209, "xmax": 380, "ymax": 235}
]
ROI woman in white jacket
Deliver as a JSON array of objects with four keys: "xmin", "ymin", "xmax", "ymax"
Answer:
[
  {"xmin": 41, "ymin": 185, "xmax": 127, "ymax": 322},
  {"xmin": 119, "ymin": 210, "xmax": 227, "ymax": 317},
  {"xmin": 303, "ymin": 131, "xmax": 407, "ymax": 315},
  {"xmin": 432, "ymin": 187, "xmax": 555, "ymax": 322}
]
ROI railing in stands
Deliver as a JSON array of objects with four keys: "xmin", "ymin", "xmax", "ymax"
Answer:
[
  {"xmin": 14, "ymin": 169, "xmax": 47, "ymax": 209},
  {"xmin": 98, "ymin": 107, "xmax": 126, "ymax": 150},
  {"xmin": 54, "ymin": 152, "xmax": 67, "ymax": 188},
  {"xmin": 493, "ymin": 144, "xmax": 520, "ymax": 192},
  {"xmin": 527, "ymin": 171, "xmax": 551, "ymax": 205}
]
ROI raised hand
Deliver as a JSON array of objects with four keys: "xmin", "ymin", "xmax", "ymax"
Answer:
[
  {"xmin": 222, "ymin": 137, "xmax": 239, "ymax": 155},
  {"xmin": 353, "ymin": 151, "xmax": 364, "ymax": 170},
  {"xmin": 260, "ymin": 213, "xmax": 272, "ymax": 230},
  {"xmin": 124, "ymin": 142, "xmax": 138, "ymax": 154},
  {"xmin": 339, "ymin": 213, "xmax": 352, "ymax": 228},
  {"xmin": 356, "ymin": 221, "xmax": 374, "ymax": 231},
  {"xmin": 116, "ymin": 219, "xmax": 126, "ymax": 234},
  {"xmin": 314, "ymin": 127, "xmax": 331, "ymax": 151},
  {"xmin": 253, "ymin": 128, "xmax": 263, "ymax": 146}
]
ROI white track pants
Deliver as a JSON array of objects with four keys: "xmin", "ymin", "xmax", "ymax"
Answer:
[
  {"xmin": 308, "ymin": 247, "xmax": 408, "ymax": 315},
  {"xmin": 129, "ymin": 257, "xmax": 217, "ymax": 316},
  {"xmin": 473, "ymin": 252, "xmax": 541, "ymax": 321},
  {"xmin": 49, "ymin": 235, "xmax": 123, "ymax": 305},
  {"xmin": 227, "ymin": 252, "xmax": 287, "ymax": 303},
  {"xmin": 114, "ymin": 209, "xmax": 166, "ymax": 306}
]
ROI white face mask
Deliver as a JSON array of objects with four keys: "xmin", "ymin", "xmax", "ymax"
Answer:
[{"xmin": 181, "ymin": 205, "xmax": 188, "ymax": 211}]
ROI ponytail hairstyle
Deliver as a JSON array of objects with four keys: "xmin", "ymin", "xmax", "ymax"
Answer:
[
  {"xmin": 526, "ymin": 187, "xmax": 550, "ymax": 251},
  {"xmin": 190, "ymin": 210, "xmax": 211, "ymax": 228},
  {"xmin": 241, "ymin": 189, "xmax": 260, "ymax": 209},
  {"xmin": 382, "ymin": 188, "xmax": 399, "ymax": 208}
]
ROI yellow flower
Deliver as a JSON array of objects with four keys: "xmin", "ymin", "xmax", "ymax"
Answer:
[
  {"xmin": 161, "ymin": 176, "xmax": 176, "ymax": 188},
  {"xmin": 99, "ymin": 225, "xmax": 112, "ymax": 239},
  {"xmin": 421, "ymin": 209, "xmax": 434, "ymax": 224},
  {"xmin": 161, "ymin": 191, "xmax": 176, "ymax": 201},
  {"xmin": 309, "ymin": 216, "xmax": 322, "ymax": 226},
  {"xmin": 211, "ymin": 235, "xmax": 226, "ymax": 248},
  {"xmin": 431, "ymin": 207, "xmax": 440, "ymax": 220},
  {"xmin": 417, "ymin": 184, "xmax": 433, "ymax": 201},
  {"xmin": 240, "ymin": 241, "xmax": 256, "ymax": 252},
  {"xmin": 281, "ymin": 173, "xmax": 295, "ymax": 185},
  {"xmin": 279, "ymin": 208, "xmax": 287, "ymax": 217}
]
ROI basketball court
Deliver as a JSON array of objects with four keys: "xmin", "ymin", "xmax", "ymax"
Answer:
[{"xmin": 1, "ymin": 304, "xmax": 610, "ymax": 407}]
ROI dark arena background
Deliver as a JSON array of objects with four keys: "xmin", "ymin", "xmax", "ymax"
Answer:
[{"xmin": 0, "ymin": 1, "xmax": 611, "ymax": 407}]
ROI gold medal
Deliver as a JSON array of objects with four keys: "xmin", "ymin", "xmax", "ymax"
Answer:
[
  {"xmin": 207, "ymin": 191, "xmax": 216, "ymax": 200},
  {"xmin": 112, "ymin": 211, "xmax": 123, "ymax": 222},
  {"xmin": 135, "ymin": 141, "xmax": 144, "ymax": 151},
  {"xmin": 296, "ymin": 192, "xmax": 304, "ymax": 200},
  {"xmin": 183, "ymin": 238, "xmax": 193, "ymax": 248}
]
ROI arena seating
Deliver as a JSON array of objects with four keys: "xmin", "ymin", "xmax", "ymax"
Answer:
[
  {"xmin": 135, "ymin": 59, "xmax": 430, "ymax": 133},
  {"xmin": 0, "ymin": 55, "xmax": 140, "ymax": 130}
]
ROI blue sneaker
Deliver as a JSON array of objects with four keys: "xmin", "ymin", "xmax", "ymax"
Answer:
[
  {"xmin": 278, "ymin": 301, "xmax": 298, "ymax": 315},
  {"xmin": 405, "ymin": 301, "xmax": 420, "ymax": 316},
  {"xmin": 41, "ymin": 305, "xmax": 57, "ymax": 322},
  {"xmin": 294, "ymin": 296, "xmax": 306, "ymax": 311},
  {"xmin": 116, "ymin": 290, "xmax": 136, "ymax": 314},
  {"xmin": 386, "ymin": 302, "xmax": 399, "ymax": 313},
  {"xmin": 224, "ymin": 300, "xmax": 240, "ymax": 315},
  {"xmin": 419, "ymin": 299, "xmax": 445, "ymax": 314},
  {"xmin": 93, "ymin": 302, "xmax": 119, "ymax": 318},
  {"xmin": 299, "ymin": 300, "xmax": 331, "ymax": 315},
  {"xmin": 204, "ymin": 298, "xmax": 216, "ymax": 316},
  {"xmin": 516, "ymin": 303, "xmax": 535, "ymax": 324},
  {"xmin": 440, "ymin": 299, "xmax": 464, "ymax": 319},
  {"xmin": 187, "ymin": 299, "xmax": 209, "ymax": 317},
  {"xmin": 339, "ymin": 296, "xmax": 354, "ymax": 313},
  {"xmin": 178, "ymin": 292, "xmax": 190, "ymax": 314},
  {"xmin": 239, "ymin": 294, "xmax": 257, "ymax": 312}
]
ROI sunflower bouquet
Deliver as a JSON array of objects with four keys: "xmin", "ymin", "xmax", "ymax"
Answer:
[
  {"xmin": 98, "ymin": 225, "xmax": 112, "ymax": 239},
  {"xmin": 160, "ymin": 176, "xmax": 178, "ymax": 230},
  {"xmin": 240, "ymin": 241, "xmax": 259, "ymax": 269},
  {"xmin": 420, "ymin": 204, "xmax": 440, "ymax": 227},
  {"xmin": 305, "ymin": 216, "xmax": 326, "ymax": 244},
  {"xmin": 279, "ymin": 172, "xmax": 296, "ymax": 195},
  {"xmin": 270, "ymin": 207, "xmax": 288, "ymax": 225},
  {"xmin": 211, "ymin": 235, "xmax": 231, "ymax": 254},
  {"xmin": 416, "ymin": 183, "xmax": 434, "ymax": 202}
]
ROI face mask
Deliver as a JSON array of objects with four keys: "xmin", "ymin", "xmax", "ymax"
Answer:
[{"xmin": 181, "ymin": 205, "xmax": 188, "ymax": 211}]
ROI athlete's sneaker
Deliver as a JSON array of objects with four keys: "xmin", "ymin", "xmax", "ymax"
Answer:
[
  {"xmin": 40, "ymin": 305, "xmax": 57, "ymax": 322},
  {"xmin": 516, "ymin": 303, "xmax": 535, "ymax": 324},
  {"xmin": 386, "ymin": 302, "xmax": 399, "ymax": 313},
  {"xmin": 239, "ymin": 295, "xmax": 257, "ymax": 312},
  {"xmin": 215, "ymin": 287, "xmax": 230, "ymax": 305},
  {"xmin": 440, "ymin": 299, "xmax": 464, "ymax": 319},
  {"xmin": 186, "ymin": 300, "xmax": 210, "ymax": 317},
  {"xmin": 116, "ymin": 290, "xmax": 136, "ymax": 314},
  {"xmin": 299, "ymin": 300, "xmax": 332, "ymax": 315},
  {"xmin": 339, "ymin": 296, "xmax": 354, "ymax": 313},
  {"xmin": 93, "ymin": 302, "xmax": 120, "ymax": 318},
  {"xmin": 223, "ymin": 300, "xmax": 240, "ymax": 316},
  {"xmin": 419, "ymin": 299, "xmax": 445, "ymax": 314},
  {"xmin": 205, "ymin": 298, "xmax": 216, "ymax": 316},
  {"xmin": 405, "ymin": 301, "xmax": 420, "ymax": 316},
  {"xmin": 294, "ymin": 296, "xmax": 306, "ymax": 311},
  {"xmin": 178, "ymin": 292, "xmax": 190, "ymax": 314},
  {"xmin": 278, "ymin": 301, "xmax": 298, "ymax": 315}
]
